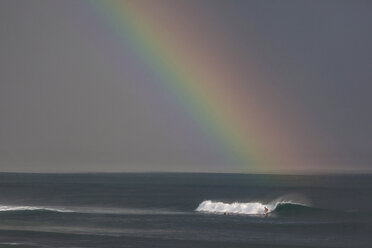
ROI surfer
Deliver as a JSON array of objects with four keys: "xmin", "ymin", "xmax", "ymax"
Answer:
[
  {"xmin": 264, "ymin": 206, "xmax": 269, "ymax": 216},
  {"xmin": 224, "ymin": 212, "xmax": 228, "ymax": 216}
]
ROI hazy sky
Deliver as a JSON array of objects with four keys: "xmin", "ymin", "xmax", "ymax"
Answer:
[{"xmin": 0, "ymin": 0, "xmax": 371, "ymax": 173}]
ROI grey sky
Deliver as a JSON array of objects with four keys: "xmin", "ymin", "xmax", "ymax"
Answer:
[{"xmin": 0, "ymin": 0, "xmax": 371, "ymax": 173}]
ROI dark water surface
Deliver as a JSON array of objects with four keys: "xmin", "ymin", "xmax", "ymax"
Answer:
[{"xmin": 0, "ymin": 173, "xmax": 371, "ymax": 247}]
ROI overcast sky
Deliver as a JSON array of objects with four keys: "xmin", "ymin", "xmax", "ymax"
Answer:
[{"xmin": 0, "ymin": 0, "xmax": 371, "ymax": 173}]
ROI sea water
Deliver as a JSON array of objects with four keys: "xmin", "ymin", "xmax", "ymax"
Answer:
[{"xmin": 0, "ymin": 173, "xmax": 370, "ymax": 247}]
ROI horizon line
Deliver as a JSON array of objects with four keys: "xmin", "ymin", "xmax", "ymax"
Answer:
[{"xmin": 0, "ymin": 170, "xmax": 371, "ymax": 176}]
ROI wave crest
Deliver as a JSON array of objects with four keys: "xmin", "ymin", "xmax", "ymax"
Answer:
[{"xmin": 195, "ymin": 200, "xmax": 308, "ymax": 215}]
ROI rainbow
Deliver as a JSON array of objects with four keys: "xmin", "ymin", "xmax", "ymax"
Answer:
[{"xmin": 90, "ymin": 0, "xmax": 306, "ymax": 172}]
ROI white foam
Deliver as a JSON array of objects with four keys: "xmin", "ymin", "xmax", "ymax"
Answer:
[
  {"xmin": 195, "ymin": 199, "xmax": 308, "ymax": 215},
  {"xmin": 195, "ymin": 200, "xmax": 270, "ymax": 215}
]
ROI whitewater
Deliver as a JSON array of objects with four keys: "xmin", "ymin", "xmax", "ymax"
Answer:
[{"xmin": 195, "ymin": 200, "xmax": 305, "ymax": 215}]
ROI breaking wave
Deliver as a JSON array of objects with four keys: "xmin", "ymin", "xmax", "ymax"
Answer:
[{"xmin": 195, "ymin": 200, "xmax": 311, "ymax": 215}]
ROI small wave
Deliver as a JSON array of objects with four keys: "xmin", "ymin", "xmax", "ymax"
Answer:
[
  {"xmin": 195, "ymin": 200, "xmax": 309, "ymax": 215},
  {"xmin": 0, "ymin": 205, "xmax": 187, "ymax": 216},
  {"xmin": 0, "ymin": 205, "xmax": 73, "ymax": 213}
]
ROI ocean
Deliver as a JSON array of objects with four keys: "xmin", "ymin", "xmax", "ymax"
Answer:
[{"xmin": 0, "ymin": 173, "xmax": 370, "ymax": 248}]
